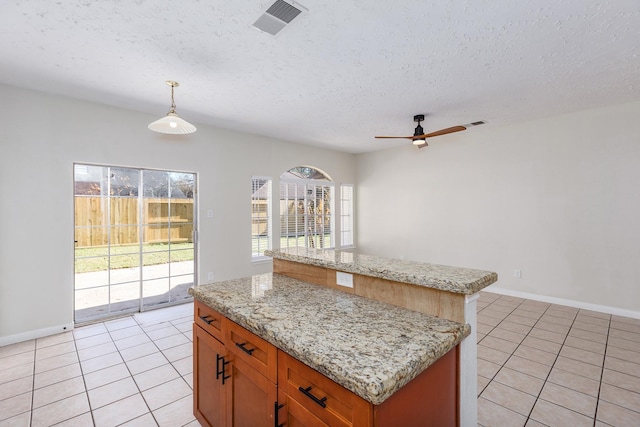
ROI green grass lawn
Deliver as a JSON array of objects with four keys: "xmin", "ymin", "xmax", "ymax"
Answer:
[{"xmin": 75, "ymin": 243, "xmax": 194, "ymax": 273}]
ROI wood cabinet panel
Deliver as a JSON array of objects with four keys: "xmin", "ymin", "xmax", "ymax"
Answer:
[
  {"xmin": 278, "ymin": 351, "xmax": 371, "ymax": 427},
  {"xmin": 373, "ymin": 346, "xmax": 459, "ymax": 427},
  {"xmin": 277, "ymin": 389, "xmax": 329, "ymax": 427},
  {"xmin": 193, "ymin": 324, "xmax": 226, "ymax": 427},
  {"xmin": 224, "ymin": 318, "xmax": 278, "ymax": 383},
  {"xmin": 354, "ymin": 275, "xmax": 466, "ymax": 323},
  {"xmin": 273, "ymin": 259, "xmax": 329, "ymax": 287},
  {"xmin": 195, "ymin": 300, "xmax": 224, "ymax": 342},
  {"xmin": 227, "ymin": 353, "xmax": 277, "ymax": 427}
]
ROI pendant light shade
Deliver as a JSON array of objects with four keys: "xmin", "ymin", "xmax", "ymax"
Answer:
[{"xmin": 148, "ymin": 81, "xmax": 197, "ymax": 134}]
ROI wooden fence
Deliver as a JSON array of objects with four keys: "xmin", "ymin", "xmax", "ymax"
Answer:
[{"xmin": 74, "ymin": 197, "xmax": 194, "ymax": 247}]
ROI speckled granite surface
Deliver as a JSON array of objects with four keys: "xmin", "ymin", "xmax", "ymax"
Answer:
[
  {"xmin": 189, "ymin": 273, "xmax": 469, "ymax": 405},
  {"xmin": 266, "ymin": 247, "xmax": 498, "ymax": 294}
]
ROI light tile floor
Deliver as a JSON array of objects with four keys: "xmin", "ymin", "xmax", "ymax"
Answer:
[
  {"xmin": 1, "ymin": 293, "xmax": 639, "ymax": 426},
  {"xmin": 0, "ymin": 304, "xmax": 199, "ymax": 427},
  {"xmin": 477, "ymin": 292, "xmax": 640, "ymax": 427}
]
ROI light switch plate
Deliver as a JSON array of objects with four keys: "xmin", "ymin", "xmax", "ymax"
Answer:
[{"xmin": 336, "ymin": 271, "xmax": 353, "ymax": 288}]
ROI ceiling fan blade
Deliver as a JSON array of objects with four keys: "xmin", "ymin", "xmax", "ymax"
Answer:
[
  {"xmin": 374, "ymin": 135, "xmax": 415, "ymax": 140},
  {"xmin": 420, "ymin": 125, "xmax": 467, "ymax": 139}
]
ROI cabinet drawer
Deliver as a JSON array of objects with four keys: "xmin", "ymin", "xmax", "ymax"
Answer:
[
  {"xmin": 194, "ymin": 300, "xmax": 224, "ymax": 342},
  {"xmin": 278, "ymin": 351, "xmax": 371, "ymax": 427},
  {"xmin": 224, "ymin": 318, "xmax": 277, "ymax": 383}
]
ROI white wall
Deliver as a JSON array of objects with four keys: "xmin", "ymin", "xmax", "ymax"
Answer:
[
  {"xmin": 356, "ymin": 101, "xmax": 640, "ymax": 314},
  {"xmin": 0, "ymin": 83, "xmax": 355, "ymax": 342}
]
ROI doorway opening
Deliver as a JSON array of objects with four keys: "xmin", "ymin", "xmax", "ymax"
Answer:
[{"xmin": 74, "ymin": 164, "xmax": 197, "ymax": 323}]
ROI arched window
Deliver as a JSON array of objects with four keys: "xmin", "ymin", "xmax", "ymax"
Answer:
[{"xmin": 280, "ymin": 166, "xmax": 334, "ymax": 250}]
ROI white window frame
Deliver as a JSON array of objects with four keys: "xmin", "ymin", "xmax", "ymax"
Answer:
[
  {"xmin": 339, "ymin": 184, "xmax": 355, "ymax": 249},
  {"xmin": 251, "ymin": 176, "xmax": 272, "ymax": 260}
]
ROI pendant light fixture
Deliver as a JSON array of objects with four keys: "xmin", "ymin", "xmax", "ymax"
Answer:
[{"xmin": 148, "ymin": 80, "xmax": 197, "ymax": 134}]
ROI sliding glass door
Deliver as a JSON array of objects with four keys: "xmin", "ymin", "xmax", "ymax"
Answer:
[{"xmin": 74, "ymin": 164, "xmax": 197, "ymax": 323}]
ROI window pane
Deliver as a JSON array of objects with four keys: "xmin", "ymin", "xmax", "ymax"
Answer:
[
  {"xmin": 142, "ymin": 252, "xmax": 169, "ymax": 279},
  {"xmin": 74, "ymin": 164, "xmax": 108, "ymax": 196},
  {"xmin": 169, "ymin": 173, "xmax": 195, "ymax": 199},
  {"xmin": 110, "ymin": 281, "xmax": 140, "ymax": 312},
  {"xmin": 143, "ymin": 170, "xmax": 170, "ymax": 198},
  {"xmin": 110, "ymin": 168, "xmax": 139, "ymax": 197},
  {"xmin": 110, "ymin": 197, "xmax": 139, "ymax": 226},
  {"xmin": 143, "ymin": 278, "xmax": 170, "ymax": 306},
  {"xmin": 252, "ymin": 178, "xmax": 272, "ymax": 257},
  {"xmin": 75, "ymin": 286, "xmax": 109, "ymax": 312},
  {"xmin": 340, "ymin": 184, "xmax": 354, "ymax": 247}
]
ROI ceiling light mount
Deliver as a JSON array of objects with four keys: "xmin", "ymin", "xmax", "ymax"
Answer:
[
  {"xmin": 412, "ymin": 115, "xmax": 426, "ymax": 146},
  {"xmin": 148, "ymin": 80, "xmax": 197, "ymax": 135}
]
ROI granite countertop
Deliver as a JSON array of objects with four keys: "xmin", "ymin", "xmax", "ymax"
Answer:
[
  {"xmin": 189, "ymin": 273, "xmax": 470, "ymax": 405},
  {"xmin": 266, "ymin": 247, "xmax": 498, "ymax": 295}
]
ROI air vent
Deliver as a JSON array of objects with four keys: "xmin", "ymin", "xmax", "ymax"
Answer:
[
  {"xmin": 470, "ymin": 121, "xmax": 486, "ymax": 126},
  {"xmin": 253, "ymin": 0, "xmax": 306, "ymax": 36}
]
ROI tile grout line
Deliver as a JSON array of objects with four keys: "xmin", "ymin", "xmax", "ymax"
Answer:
[
  {"xmin": 592, "ymin": 313, "xmax": 612, "ymax": 427},
  {"xmin": 30, "ymin": 341, "xmax": 36, "ymax": 427},
  {"xmin": 72, "ymin": 327, "xmax": 96, "ymax": 426}
]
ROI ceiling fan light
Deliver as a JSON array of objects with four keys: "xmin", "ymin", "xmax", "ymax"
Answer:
[
  {"xmin": 412, "ymin": 138, "xmax": 426, "ymax": 146},
  {"xmin": 148, "ymin": 113, "xmax": 197, "ymax": 134}
]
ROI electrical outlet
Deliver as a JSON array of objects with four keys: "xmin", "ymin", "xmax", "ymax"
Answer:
[
  {"xmin": 207, "ymin": 209, "xmax": 214, "ymax": 218},
  {"xmin": 336, "ymin": 271, "xmax": 354, "ymax": 288},
  {"xmin": 514, "ymin": 269, "xmax": 522, "ymax": 279},
  {"xmin": 207, "ymin": 272, "xmax": 214, "ymax": 281}
]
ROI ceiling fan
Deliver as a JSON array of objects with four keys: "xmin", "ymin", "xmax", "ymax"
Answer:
[{"xmin": 375, "ymin": 115, "xmax": 486, "ymax": 148}]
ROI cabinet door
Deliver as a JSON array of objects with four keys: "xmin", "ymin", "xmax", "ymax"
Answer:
[
  {"xmin": 277, "ymin": 389, "xmax": 329, "ymax": 427},
  {"xmin": 194, "ymin": 324, "xmax": 227, "ymax": 427},
  {"xmin": 227, "ymin": 353, "xmax": 277, "ymax": 427}
]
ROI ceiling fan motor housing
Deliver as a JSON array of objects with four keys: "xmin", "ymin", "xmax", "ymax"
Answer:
[{"xmin": 413, "ymin": 114, "xmax": 425, "ymax": 137}]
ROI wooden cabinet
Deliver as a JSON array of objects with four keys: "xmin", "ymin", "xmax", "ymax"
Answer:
[
  {"xmin": 194, "ymin": 300, "xmax": 460, "ymax": 427},
  {"xmin": 193, "ymin": 301, "xmax": 277, "ymax": 427},
  {"xmin": 193, "ymin": 324, "xmax": 226, "ymax": 427},
  {"xmin": 226, "ymin": 353, "xmax": 277, "ymax": 426}
]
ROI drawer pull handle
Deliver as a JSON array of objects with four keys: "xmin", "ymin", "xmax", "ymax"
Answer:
[
  {"xmin": 235, "ymin": 342, "xmax": 255, "ymax": 355},
  {"xmin": 298, "ymin": 386, "xmax": 327, "ymax": 408},
  {"xmin": 274, "ymin": 401, "xmax": 285, "ymax": 427},
  {"xmin": 216, "ymin": 354, "xmax": 231, "ymax": 384},
  {"xmin": 216, "ymin": 354, "xmax": 224, "ymax": 380},
  {"xmin": 199, "ymin": 315, "xmax": 215, "ymax": 325}
]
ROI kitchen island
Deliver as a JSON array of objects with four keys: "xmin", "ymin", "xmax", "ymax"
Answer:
[
  {"xmin": 190, "ymin": 273, "xmax": 470, "ymax": 426},
  {"xmin": 266, "ymin": 247, "xmax": 498, "ymax": 426}
]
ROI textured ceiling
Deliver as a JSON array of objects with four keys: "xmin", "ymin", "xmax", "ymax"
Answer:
[{"xmin": 1, "ymin": 1, "xmax": 639, "ymax": 153}]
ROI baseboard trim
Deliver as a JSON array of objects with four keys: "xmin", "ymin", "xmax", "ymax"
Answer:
[
  {"xmin": 0, "ymin": 323, "xmax": 75, "ymax": 347},
  {"xmin": 484, "ymin": 286, "xmax": 640, "ymax": 320}
]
